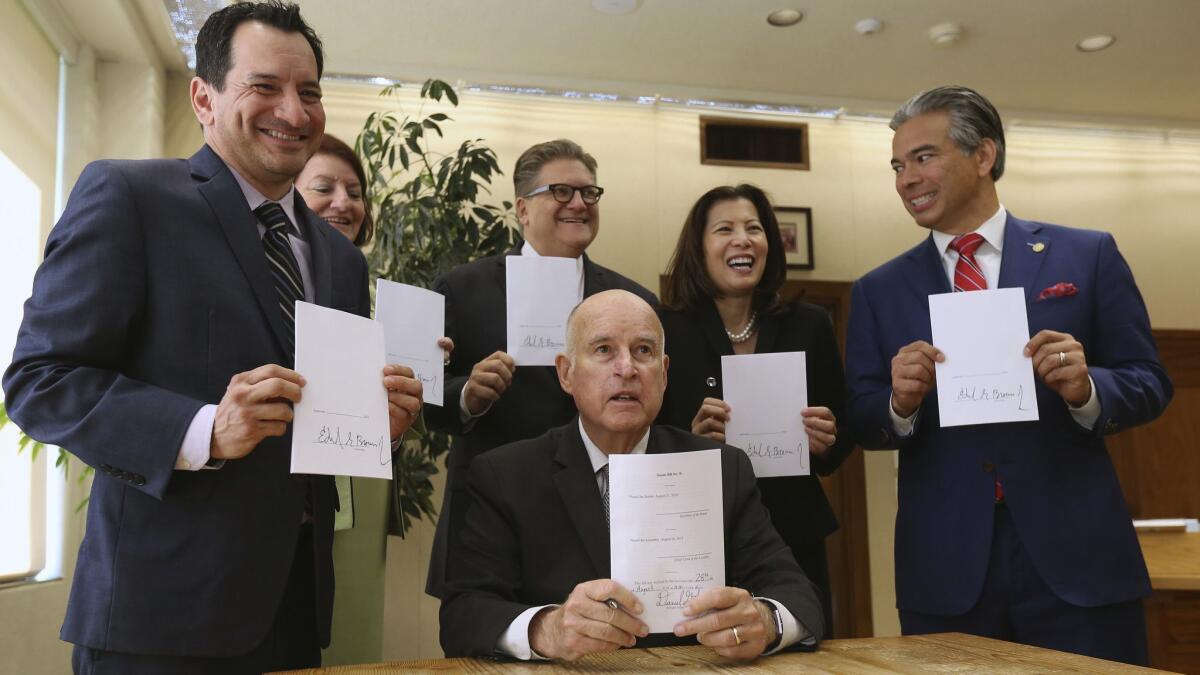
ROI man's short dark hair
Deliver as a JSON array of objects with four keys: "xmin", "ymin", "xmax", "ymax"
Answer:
[
  {"xmin": 890, "ymin": 85, "xmax": 1006, "ymax": 181},
  {"xmin": 195, "ymin": 1, "xmax": 324, "ymax": 91}
]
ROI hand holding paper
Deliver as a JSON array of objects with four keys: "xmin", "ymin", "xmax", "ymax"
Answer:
[
  {"xmin": 721, "ymin": 352, "xmax": 810, "ymax": 477},
  {"xmin": 609, "ymin": 449, "xmax": 724, "ymax": 633},
  {"xmin": 506, "ymin": 255, "xmax": 579, "ymax": 366},
  {"xmin": 376, "ymin": 279, "xmax": 446, "ymax": 406},
  {"xmin": 291, "ymin": 302, "xmax": 392, "ymax": 479},
  {"xmin": 929, "ymin": 288, "xmax": 1039, "ymax": 427}
]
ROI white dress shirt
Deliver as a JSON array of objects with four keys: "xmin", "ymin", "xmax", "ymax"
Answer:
[
  {"xmin": 175, "ymin": 166, "xmax": 314, "ymax": 471},
  {"xmin": 889, "ymin": 205, "xmax": 1100, "ymax": 436},
  {"xmin": 496, "ymin": 420, "xmax": 808, "ymax": 660}
]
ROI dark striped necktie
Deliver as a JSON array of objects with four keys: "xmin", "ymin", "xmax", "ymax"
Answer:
[{"xmin": 254, "ymin": 201, "xmax": 304, "ymax": 349}]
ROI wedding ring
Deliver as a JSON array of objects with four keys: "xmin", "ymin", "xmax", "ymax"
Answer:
[
  {"xmin": 1058, "ymin": 351, "xmax": 1067, "ymax": 367},
  {"xmin": 606, "ymin": 598, "xmax": 618, "ymax": 623},
  {"xmin": 732, "ymin": 625, "xmax": 742, "ymax": 645}
]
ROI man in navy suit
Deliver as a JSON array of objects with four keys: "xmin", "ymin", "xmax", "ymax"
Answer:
[
  {"xmin": 845, "ymin": 85, "xmax": 1171, "ymax": 665},
  {"xmin": 2, "ymin": 3, "xmax": 423, "ymax": 673}
]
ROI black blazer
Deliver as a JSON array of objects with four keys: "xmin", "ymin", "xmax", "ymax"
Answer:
[
  {"xmin": 2, "ymin": 145, "xmax": 369, "ymax": 655},
  {"xmin": 657, "ymin": 300, "xmax": 853, "ymax": 557},
  {"xmin": 423, "ymin": 249, "xmax": 657, "ymax": 596},
  {"xmin": 439, "ymin": 422, "xmax": 825, "ymax": 658}
]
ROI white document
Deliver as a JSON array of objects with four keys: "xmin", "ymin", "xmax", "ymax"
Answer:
[
  {"xmin": 505, "ymin": 255, "xmax": 578, "ymax": 366},
  {"xmin": 376, "ymin": 279, "xmax": 445, "ymax": 406},
  {"xmin": 609, "ymin": 449, "xmax": 724, "ymax": 633},
  {"xmin": 929, "ymin": 288, "xmax": 1040, "ymax": 427},
  {"xmin": 291, "ymin": 302, "xmax": 392, "ymax": 479},
  {"xmin": 721, "ymin": 352, "xmax": 810, "ymax": 477}
]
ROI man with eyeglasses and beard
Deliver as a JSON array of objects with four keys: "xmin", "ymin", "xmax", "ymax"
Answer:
[{"xmin": 424, "ymin": 139, "xmax": 657, "ymax": 599}]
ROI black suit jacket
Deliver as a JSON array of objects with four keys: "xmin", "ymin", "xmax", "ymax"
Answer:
[
  {"xmin": 2, "ymin": 145, "xmax": 369, "ymax": 656},
  {"xmin": 658, "ymin": 301, "xmax": 853, "ymax": 558},
  {"xmin": 423, "ymin": 249, "xmax": 657, "ymax": 595},
  {"xmin": 439, "ymin": 422, "xmax": 824, "ymax": 658}
]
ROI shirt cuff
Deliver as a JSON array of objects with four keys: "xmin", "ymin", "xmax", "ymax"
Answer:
[
  {"xmin": 888, "ymin": 397, "xmax": 918, "ymax": 438},
  {"xmin": 176, "ymin": 404, "xmax": 219, "ymax": 471},
  {"xmin": 758, "ymin": 597, "xmax": 809, "ymax": 654},
  {"xmin": 497, "ymin": 605, "xmax": 555, "ymax": 660},
  {"xmin": 1066, "ymin": 374, "xmax": 1101, "ymax": 430},
  {"xmin": 458, "ymin": 385, "xmax": 492, "ymax": 427}
]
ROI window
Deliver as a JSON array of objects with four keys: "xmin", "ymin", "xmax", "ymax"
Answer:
[{"xmin": 0, "ymin": 150, "xmax": 47, "ymax": 582}]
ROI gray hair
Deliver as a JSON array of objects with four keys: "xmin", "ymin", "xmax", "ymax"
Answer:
[
  {"xmin": 513, "ymin": 139, "xmax": 598, "ymax": 200},
  {"xmin": 890, "ymin": 85, "xmax": 1006, "ymax": 181}
]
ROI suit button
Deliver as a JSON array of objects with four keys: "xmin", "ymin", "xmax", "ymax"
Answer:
[
  {"xmin": 982, "ymin": 462, "xmax": 995, "ymax": 473},
  {"xmin": 131, "ymin": 475, "xmax": 146, "ymax": 486},
  {"xmin": 1103, "ymin": 420, "xmax": 1117, "ymax": 434}
]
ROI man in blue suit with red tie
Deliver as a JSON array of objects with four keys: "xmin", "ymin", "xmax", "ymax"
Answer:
[
  {"xmin": 3, "ymin": 3, "xmax": 423, "ymax": 673},
  {"xmin": 845, "ymin": 85, "xmax": 1172, "ymax": 665}
]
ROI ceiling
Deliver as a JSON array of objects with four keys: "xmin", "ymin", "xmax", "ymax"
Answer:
[
  {"xmin": 290, "ymin": 0, "xmax": 1200, "ymax": 128},
  {"xmin": 45, "ymin": 0, "xmax": 1200, "ymax": 128}
]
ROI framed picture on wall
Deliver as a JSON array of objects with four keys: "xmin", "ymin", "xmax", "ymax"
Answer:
[{"xmin": 774, "ymin": 206, "xmax": 814, "ymax": 270}]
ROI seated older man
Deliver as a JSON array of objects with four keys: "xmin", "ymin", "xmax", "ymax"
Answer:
[{"xmin": 439, "ymin": 290, "xmax": 823, "ymax": 661}]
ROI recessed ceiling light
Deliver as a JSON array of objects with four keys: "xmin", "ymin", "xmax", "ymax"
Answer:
[
  {"xmin": 591, "ymin": 0, "xmax": 640, "ymax": 14},
  {"xmin": 767, "ymin": 9, "xmax": 804, "ymax": 27},
  {"xmin": 855, "ymin": 18, "xmax": 883, "ymax": 36},
  {"xmin": 927, "ymin": 22, "xmax": 963, "ymax": 46},
  {"xmin": 1076, "ymin": 34, "xmax": 1115, "ymax": 52}
]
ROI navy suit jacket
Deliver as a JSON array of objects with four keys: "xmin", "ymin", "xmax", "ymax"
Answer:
[
  {"xmin": 422, "ymin": 249, "xmax": 657, "ymax": 596},
  {"xmin": 845, "ymin": 213, "xmax": 1171, "ymax": 616},
  {"xmin": 2, "ymin": 145, "xmax": 370, "ymax": 656}
]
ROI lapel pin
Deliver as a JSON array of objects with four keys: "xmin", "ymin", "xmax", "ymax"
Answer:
[{"xmin": 1031, "ymin": 242, "xmax": 1046, "ymax": 253}]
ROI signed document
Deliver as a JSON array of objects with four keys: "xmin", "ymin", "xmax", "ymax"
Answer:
[
  {"xmin": 721, "ymin": 352, "xmax": 810, "ymax": 477},
  {"xmin": 505, "ymin": 255, "xmax": 578, "ymax": 366},
  {"xmin": 609, "ymin": 449, "xmax": 724, "ymax": 633},
  {"xmin": 376, "ymin": 279, "xmax": 445, "ymax": 406},
  {"xmin": 929, "ymin": 288, "xmax": 1040, "ymax": 427},
  {"xmin": 291, "ymin": 302, "xmax": 392, "ymax": 480}
]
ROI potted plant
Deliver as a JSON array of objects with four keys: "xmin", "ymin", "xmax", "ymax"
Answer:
[{"xmin": 357, "ymin": 79, "xmax": 519, "ymax": 537}]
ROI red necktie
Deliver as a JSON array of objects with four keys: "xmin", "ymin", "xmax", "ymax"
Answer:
[
  {"xmin": 949, "ymin": 232, "xmax": 1004, "ymax": 502},
  {"xmin": 950, "ymin": 232, "xmax": 987, "ymax": 292}
]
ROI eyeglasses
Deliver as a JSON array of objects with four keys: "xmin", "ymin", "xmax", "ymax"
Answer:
[{"xmin": 524, "ymin": 183, "xmax": 605, "ymax": 205}]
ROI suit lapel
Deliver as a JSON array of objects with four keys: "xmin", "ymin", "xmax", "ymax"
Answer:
[
  {"xmin": 997, "ymin": 213, "xmax": 1049, "ymax": 303},
  {"xmin": 191, "ymin": 145, "xmax": 292, "ymax": 354},
  {"xmin": 582, "ymin": 252, "xmax": 604, "ymax": 297},
  {"xmin": 296, "ymin": 202, "xmax": 332, "ymax": 306},
  {"xmin": 912, "ymin": 234, "xmax": 953, "ymax": 296},
  {"xmin": 553, "ymin": 422, "xmax": 610, "ymax": 577}
]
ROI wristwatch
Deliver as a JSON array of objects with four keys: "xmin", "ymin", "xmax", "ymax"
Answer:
[{"xmin": 759, "ymin": 599, "xmax": 783, "ymax": 652}]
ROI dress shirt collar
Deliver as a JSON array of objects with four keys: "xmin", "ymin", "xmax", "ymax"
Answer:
[
  {"xmin": 227, "ymin": 163, "xmax": 302, "ymax": 238},
  {"xmin": 931, "ymin": 204, "xmax": 1007, "ymax": 257},
  {"xmin": 578, "ymin": 417, "xmax": 649, "ymax": 474}
]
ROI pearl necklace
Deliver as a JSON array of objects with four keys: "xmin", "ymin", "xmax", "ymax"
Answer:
[{"xmin": 726, "ymin": 311, "xmax": 758, "ymax": 344}]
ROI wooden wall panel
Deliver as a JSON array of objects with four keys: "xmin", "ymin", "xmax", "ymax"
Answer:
[{"xmin": 1108, "ymin": 330, "xmax": 1200, "ymax": 519}]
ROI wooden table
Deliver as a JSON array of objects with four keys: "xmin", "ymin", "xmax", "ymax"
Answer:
[
  {"xmin": 1139, "ymin": 532, "xmax": 1200, "ymax": 673},
  {"xmin": 1139, "ymin": 531, "xmax": 1200, "ymax": 591},
  {"xmin": 277, "ymin": 633, "xmax": 1172, "ymax": 673}
]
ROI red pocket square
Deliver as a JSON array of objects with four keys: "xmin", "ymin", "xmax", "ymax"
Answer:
[{"xmin": 1037, "ymin": 282, "xmax": 1078, "ymax": 301}]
